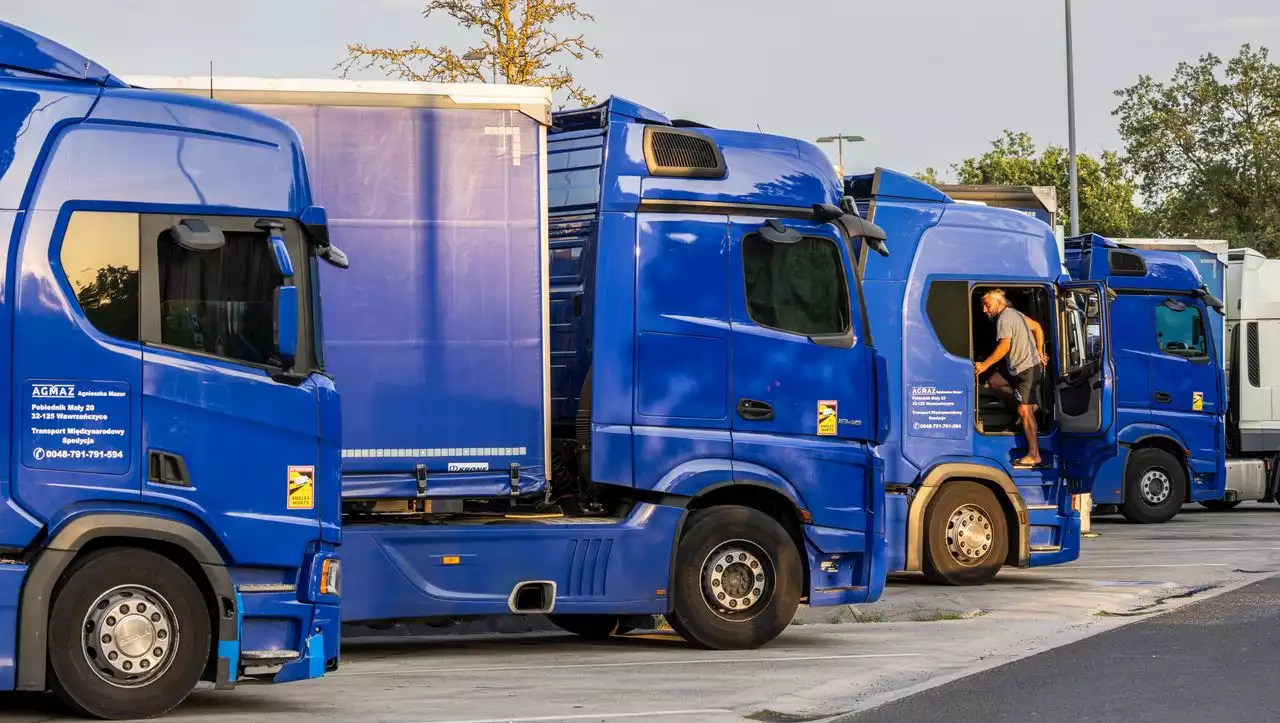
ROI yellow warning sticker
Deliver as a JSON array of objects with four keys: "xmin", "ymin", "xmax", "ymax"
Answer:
[
  {"xmin": 287, "ymin": 465, "xmax": 315, "ymax": 510},
  {"xmin": 1192, "ymin": 392, "xmax": 1204, "ymax": 411},
  {"xmin": 818, "ymin": 400, "xmax": 838, "ymax": 436}
]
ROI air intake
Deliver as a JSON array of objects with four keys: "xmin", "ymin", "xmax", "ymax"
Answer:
[
  {"xmin": 1248, "ymin": 322, "xmax": 1260, "ymax": 388},
  {"xmin": 644, "ymin": 126, "xmax": 727, "ymax": 179}
]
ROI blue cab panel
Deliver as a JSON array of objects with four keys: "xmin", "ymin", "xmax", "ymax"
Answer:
[
  {"xmin": 247, "ymin": 100, "xmax": 550, "ymax": 500},
  {"xmin": 1065, "ymin": 234, "xmax": 1227, "ymax": 506}
]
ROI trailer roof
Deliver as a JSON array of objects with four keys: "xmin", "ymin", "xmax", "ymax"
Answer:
[
  {"xmin": 120, "ymin": 76, "xmax": 555, "ymax": 126},
  {"xmin": 1117, "ymin": 238, "xmax": 1230, "ymax": 255}
]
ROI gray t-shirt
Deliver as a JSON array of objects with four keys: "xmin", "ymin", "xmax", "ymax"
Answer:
[{"xmin": 996, "ymin": 307, "xmax": 1040, "ymax": 376}]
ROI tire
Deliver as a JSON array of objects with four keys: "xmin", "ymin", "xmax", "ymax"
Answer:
[
  {"xmin": 666, "ymin": 506, "xmax": 802, "ymax": 650},
  {"xmin": 1199, "ymin": 500, "xmax": 1242, "ymax": 511},
  {"xmin": 548, "ymin": 615, "xmax": 632, "ymax": 639},
  {"xmin": 48, "ymin": 548, "xmax": 211, "ymax": 720},
  {"xmin": 1120, "ymin": 448, "xmax": 1186, "ymax": 524},
  {"xmin": 922, "ymin": 482, "xmax": 1009, "ymax": 586}
]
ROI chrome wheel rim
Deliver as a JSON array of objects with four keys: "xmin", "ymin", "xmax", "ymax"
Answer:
[
  {"xmin": 946, "ymin": 503, "xmax": 994, "ymax": 566},
  {"xmin": 82, "ymin": 585, "xmax": 178, "ymax": 688},
  {"xmin": 1140, "ymin": 469, "xmax": 1172, "ymax": 505},
  {"xmin": 700, "ymin": 540, "xmax": 773, "ymax": 622}
]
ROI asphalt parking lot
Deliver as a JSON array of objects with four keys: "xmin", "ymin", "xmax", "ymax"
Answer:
[{"xmin": 4, "ymin": 504, "xmax": 1279, "ymax": 723}]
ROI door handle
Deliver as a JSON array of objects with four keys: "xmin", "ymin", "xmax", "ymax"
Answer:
[
  {"xmin": 1154, "ymin": 392, "xmax": 1172, "ymax": 404},
  {"xmin": 148, "ymin": 450, "xmax": 191, "ymax": 487},
  {"xmin": 737, "ymin": 398, "xmax": 774, "ymax": 421}
]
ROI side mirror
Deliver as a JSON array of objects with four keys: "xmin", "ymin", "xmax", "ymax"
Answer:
[
  {"xmin": 1196, "ymin": 287, "xmax": 1225, "ymax": 313},
  {"xmin": 811, "ymin": 203, "xmax": 890, "ymax": 257},
  {"xmin": 837, "ymin": 214, "xmax": 889, "ymax": 257},
  {"xmin": 319, "ymin": 243, "xmax": 350, "ymax": 270},
  {"xmin": 274, "ymin": 285, "xmax": 298, "ymax": 366},
  {"xmin": 171, "ymin": 219, "xmax": 225, "ymax": 252},
  {"xmin": 301, "ymin": 205, "xmax": 350, "ymax": 270}
]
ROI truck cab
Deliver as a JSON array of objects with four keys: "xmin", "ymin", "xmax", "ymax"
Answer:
[
  {"xmin": 0, "ymin": 22, "xmax": 346, "ymax": 718},
  {"xmin": 1068, "ymin": 234, "xmax": 1278, "ymax": 520},
  {"xmin": 543, "ymin": 98, "xmax": 893, "ymax": 646},
  {"xmin": 851, "ymin": 172, "xmax": 1118, "ymax": 584}
]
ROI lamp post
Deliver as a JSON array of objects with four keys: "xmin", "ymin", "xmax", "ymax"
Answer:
[
  {"xmin": 1065, "ymin": 0, "xmax": 1079, "ymax": 237},
  {"xmin": 816, "ymin": 134, "xmax": 865, "ymax": 176}
]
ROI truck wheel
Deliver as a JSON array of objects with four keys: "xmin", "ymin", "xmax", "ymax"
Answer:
[
  {"xmin": 1120, "ymin": 449, "xmax": 1186, "ymax": 524},
  {"xmin": 922, "ymin": 482, "xmax": 1009, "ymax": 586},
  {"xmin": 1199, "ymin": 500, "xmax": 1242, "ymax": 511},
  {"xmin": 47, "ymin": 548, "xmax": 210, "ymax": 720},
  {"xmin": 666, "ymin": 506, "xmax": 801, "ymax": 650},
  {"xmin": 548, "ymin": 615, "xmax": 632, "ymax": 639}
]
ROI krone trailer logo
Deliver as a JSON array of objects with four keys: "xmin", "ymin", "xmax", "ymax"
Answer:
[{"xmin": 32, "ymin": 384, "xmax": 75, "ymax": 399}]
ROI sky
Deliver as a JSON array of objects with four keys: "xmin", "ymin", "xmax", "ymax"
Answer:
[{"xmin": 6, "ymin": 0, "xmax": 1278, "ymax": 176}]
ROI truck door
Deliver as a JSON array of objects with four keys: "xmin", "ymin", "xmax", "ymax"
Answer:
[
  {"xmin": 1056, "ymin": 281, "xmax": 1118, "ymax": 488},
  {"xmin": 13, "ymin": 211, "xmax": 146, "ymax": 522},
  {"xmin": 1149, "ymin": 296, "xmax": 1224, "ymax": 490},
  {"xmin": 137, "ymin": 215, "xmax": 322, "ymax": 569},
  {"xmin": 727, "ymin": 217, "xmax": 876, "ymax": 529}
]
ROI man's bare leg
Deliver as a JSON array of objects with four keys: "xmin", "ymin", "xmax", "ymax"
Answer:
[{"xmin": 1016, "ymin": 403, "xmax": 1041, "ymax": 466}]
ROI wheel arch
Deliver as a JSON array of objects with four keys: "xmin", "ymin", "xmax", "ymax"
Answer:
[
  {"xmin": 671, "ymin": 480, "xmax": 811, "ymax": 607},
  {"xmin": 16, "ymin": 513, "xmax": 235, "ymax": 692},
  {"xmin": 905, "ymin": 462, "xmax": 1029, "ymax": 572},
  {"xmin": 1123, "ymin": 434, "xmax": 1191, "ymax": 503}
]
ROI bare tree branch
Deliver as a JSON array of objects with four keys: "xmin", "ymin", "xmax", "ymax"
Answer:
[{"xmin": 339, "ymin": 0, "xmax": 600, "ymax": 107}]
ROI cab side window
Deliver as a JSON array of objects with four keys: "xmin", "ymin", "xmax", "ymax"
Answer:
[
  {"xmin": 153, "ymin": 228, "xmax": 283, "ymax": 367},
  {"xmin": 743, "ymin": 234, "xmax": 850, "ymax": 336},
  {"xmin": 59, "ymin": 211, "xmax": 141, "ymax": 343},
  {"xmin": 1155, "ymin": 301, "xmax": 1208, "ymax": 360}
]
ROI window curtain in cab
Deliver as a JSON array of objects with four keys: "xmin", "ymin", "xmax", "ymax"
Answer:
[
  {"xmin": 157, "ymin": 231, "xmax": 282, "ymax": 366},
  {"xmin": 743, "ymin": 236, "xmax": 849, "ymax": 335}
]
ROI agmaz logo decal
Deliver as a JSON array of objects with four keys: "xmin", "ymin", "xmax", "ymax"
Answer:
[{"xmin": 31, "ymin": 384, "xmax": 76, "ymax": 399}]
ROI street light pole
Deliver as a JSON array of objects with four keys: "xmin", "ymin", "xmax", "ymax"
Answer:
[
  {"xmin": 1065, "ymin": 0, "xmax": 1080, "ymax": 237},
  {"xmin": 816, "ymin": 134, "xmax": 866, "ymax": 176}
]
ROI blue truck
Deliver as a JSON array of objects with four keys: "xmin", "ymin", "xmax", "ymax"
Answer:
[
  {"xmin": 122, "ymin": 84, "xmax": 898, "ymax": 649},
  {"xmin": 0, "ymin": 24, "xmax": 348, "ymax": 719},
  {"xmin": 850, "ymin": 173, "xmax": 1117, "ymax": 584},
  {"xmin": 1068, "ymin": 235, "xmax": 1280, "ymax": 522}
]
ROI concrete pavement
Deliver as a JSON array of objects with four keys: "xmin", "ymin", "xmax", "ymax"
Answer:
[{"xmin": 2, "ymin": 504, "xmax": 1277, "ymax": 722}]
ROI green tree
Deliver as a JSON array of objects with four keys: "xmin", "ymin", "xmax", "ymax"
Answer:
[
  {"xmin": 947, "ymin": 131, "xmax": 1144, "ymax": 238},
  {"xmin": 340, "ymin": 0, "xmax": 601, "ymax": 107},
  {"xmin": 914, "ymin": 167, "xmax": 943, "ymax": 186},
  {"xmin": 1114, "ymin": 44, "xmax": 1280, "ymax": 256}
]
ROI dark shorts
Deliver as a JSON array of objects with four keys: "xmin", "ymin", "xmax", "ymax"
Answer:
[{"xmin": 1006, "ymin": 364, "xmax": 1042, "ymax": 405}]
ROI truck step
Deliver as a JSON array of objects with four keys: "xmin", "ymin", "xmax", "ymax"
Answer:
[{"xmin": 241, "ymin": 650, "xmax": 302, "ymax": 663}]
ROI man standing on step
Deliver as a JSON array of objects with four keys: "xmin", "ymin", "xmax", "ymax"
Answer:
[{"xmin": 974, "ymin": 289, "xmax": 1048, "ymax": 468}]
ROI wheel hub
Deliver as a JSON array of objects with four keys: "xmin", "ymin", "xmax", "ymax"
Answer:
[
  {"xmin": 701, "ymin": 542, "xmax": 771, "ymax": 618},
  {"xmin": 83, "ymin": 585, "xmax": 177, "ymax": 687},
  {"xmin": 1140, "ymin": 469, "xmax": 1171, "ymax": 505},
  {"xmin": 946, "ymin": 503, "xmax": 994, "ymax": 565}
]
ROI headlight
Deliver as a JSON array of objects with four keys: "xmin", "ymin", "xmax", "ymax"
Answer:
[{"xmin": 320, "ymin": 558, "xmax": 341, "ymax": 597}]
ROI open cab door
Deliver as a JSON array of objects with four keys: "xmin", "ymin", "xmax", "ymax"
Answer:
[{"xmin": 1056, "ymin": 280, "xmax": 1118, "ymax": 491}]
